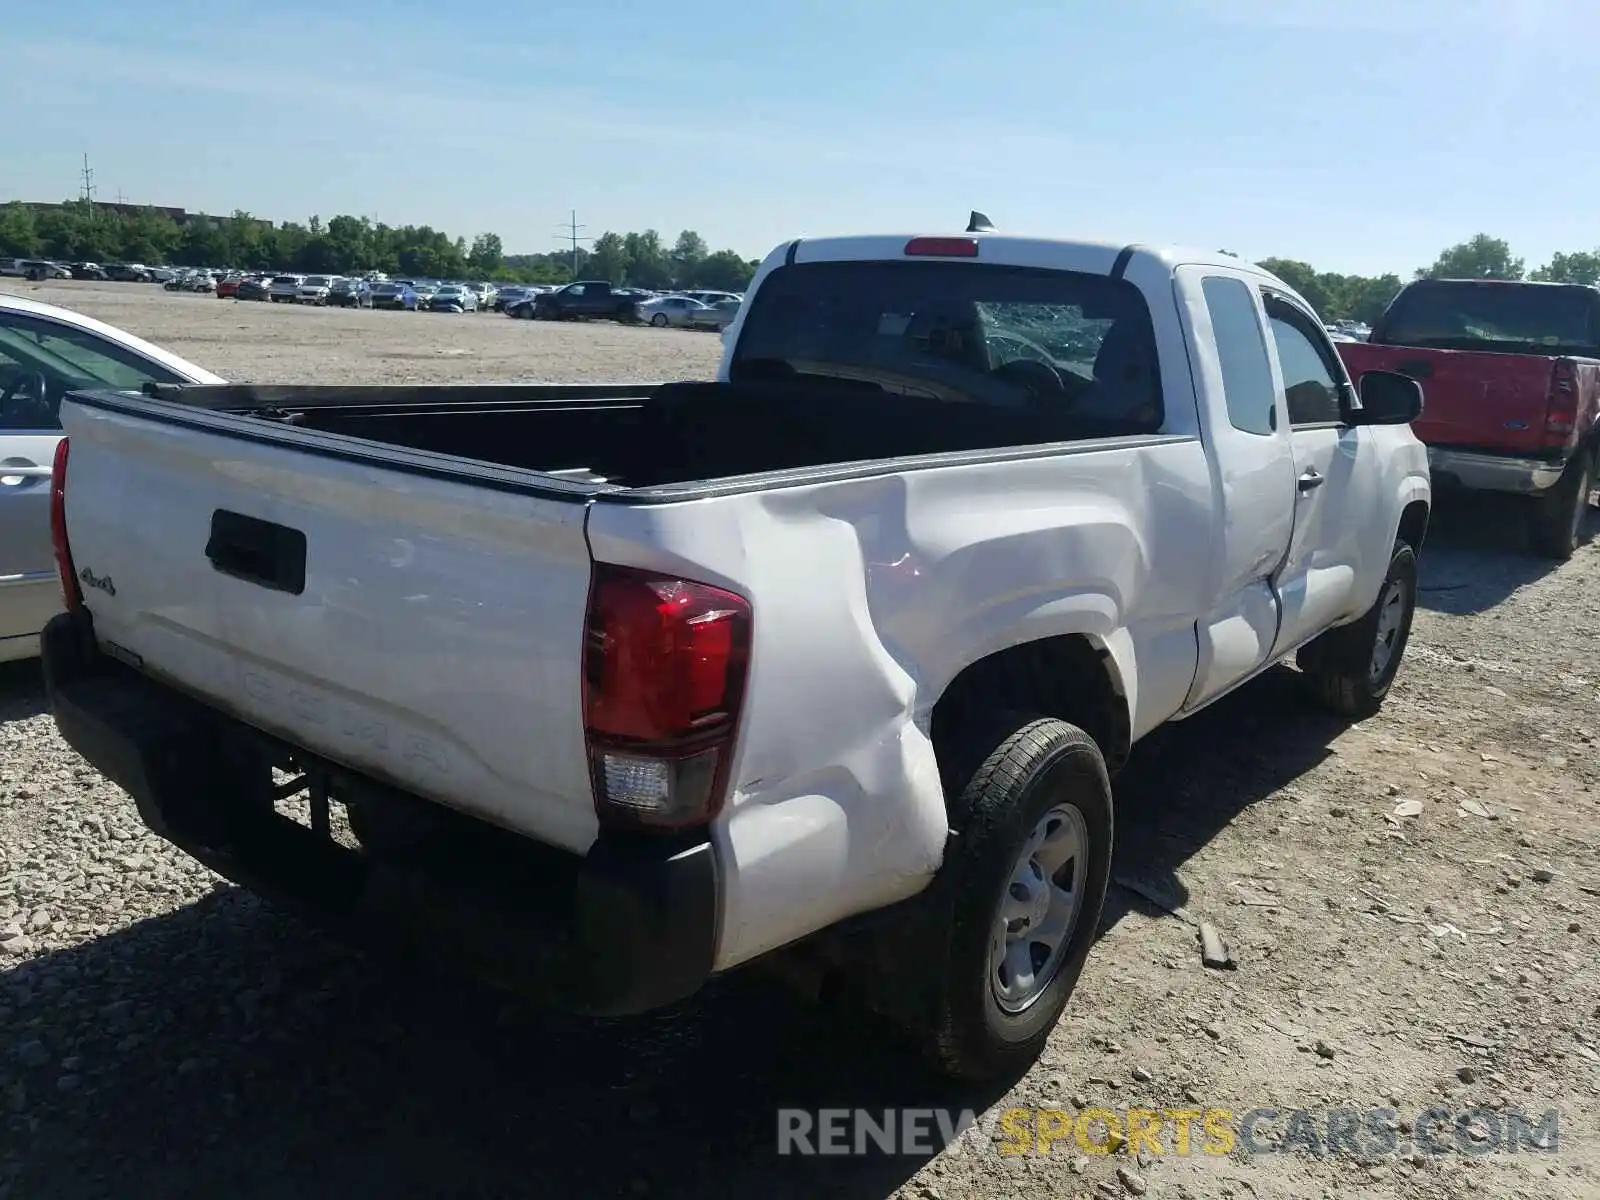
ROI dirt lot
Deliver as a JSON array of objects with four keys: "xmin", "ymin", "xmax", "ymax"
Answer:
[
  {"xmin": 13, "ymin": 278, "xmax": 727, "ymax": 384},
  {"xmin": 1, "ymin": 281, "xmax": 1597, "ymax": 1200}
]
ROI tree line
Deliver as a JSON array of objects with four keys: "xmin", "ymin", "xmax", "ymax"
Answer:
[
  {"xmin": 3, "ymin": 203, "xmax": 1595, "ymax": 315},
  {"xmin": 0, "ymin": 199, "xmax": 762, "ymax": 292}
]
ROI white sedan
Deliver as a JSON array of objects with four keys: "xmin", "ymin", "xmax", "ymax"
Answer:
[{"xmin": 0, "ymin": 291, "xmax": 221, "ymax": 663}]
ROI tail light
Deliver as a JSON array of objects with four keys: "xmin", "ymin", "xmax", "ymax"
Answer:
[
  {"xmin": 1544, "ymin": 358, "xmax": 1580, "ymax": 449},
  {"xmin": 582, "ymin": 563, "xmax": 752, "ymax": 831},
  {"xmin": 50, "ymin": 437, "xmax": 82, "ymax": 612}
]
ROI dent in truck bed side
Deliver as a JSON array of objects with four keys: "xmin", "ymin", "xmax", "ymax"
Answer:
[{"xmin": 585, "ymin": 434, "xmax": 1214, "ymax": 971}]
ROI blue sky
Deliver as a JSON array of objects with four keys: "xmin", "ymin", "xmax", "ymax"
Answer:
[{"xmin": 7, "ymin": 0, "xmax": 1597, "ymax": 274}]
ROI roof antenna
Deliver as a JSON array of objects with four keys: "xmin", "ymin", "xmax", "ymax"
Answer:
[{"xmin": 966, "ymin": 210, "xmax": 996, "ymax": 233}]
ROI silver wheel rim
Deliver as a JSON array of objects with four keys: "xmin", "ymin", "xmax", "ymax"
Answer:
[
  {"xmin": 1369, "ymin": 579, "xmax": 1406, "ymax": 683},
  {"xmin": 990, "ymin": 803, "xmax": 1089, "ymax": 1014}
]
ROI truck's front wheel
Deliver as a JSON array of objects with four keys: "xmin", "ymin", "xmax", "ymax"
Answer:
[
  {"xmin": 925, "ymin": 714, "xmax": 1113, "ymax": 1081},
  {"xmin": 1298, "ymin": 539, "xmax": 1418, "ymax": 718}
]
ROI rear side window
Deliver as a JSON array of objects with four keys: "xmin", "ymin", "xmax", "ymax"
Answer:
[
  {"xmin": 1378, "ymin": 282, "xmax": 1600, "ymax": 355},
  {"xmin": 1202, "ymin": 276, "xmax": 1276, "ymax": 436},
  {"xmin": 731, "ymin": 260, "xmax": 1164, "ymax": 437}
]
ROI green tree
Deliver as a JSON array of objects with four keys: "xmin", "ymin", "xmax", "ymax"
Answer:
[
  {"xmin": 1530, "ymin": 250, "xmax": 1600, "ymax": 285},
  {"xmin": 622, "ymin": 229, "xmax": 670, "ymax": 288},
  {"xmin": 0, "ymin": 202, "xmax": 43, "ymax": 256},
  {"xmin": 589, "ymin": 232, "xmax": 631, "ymax": 283},
  {"xmin": 467, "ymin": 232, "xmax": 504, "ymax": 277},
  {"xmin": 1342, "ymin": 273, "xmax": 1403, "ymax": 325},
  {"xmin": 670, "ymin": 230, "xmax": 708, "ymax": 283},
  {"xmin": 1416, "ymin": 234, "xmax": 1524, "ymax": 281},
  {"xmin": 696, "ymin": 249, "xmax": 758, "ymax": 292},
  {"xmin": 1257, "ymin": 258, "xmax": 1333, "ymax": 314}
]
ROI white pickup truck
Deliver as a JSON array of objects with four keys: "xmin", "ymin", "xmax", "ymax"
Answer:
[{"xmin": 42, "ymin": 230, "xmax": 1431, "ymax": 1079}]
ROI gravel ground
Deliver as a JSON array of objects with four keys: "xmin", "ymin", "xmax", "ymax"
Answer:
[
  {"xmin": 2, "ymin": 283, "xmax": 1598, "ymax": 1199},
  {"xmin": 10, "ymin": 278, "xmax": 726, "ymax": 384}
]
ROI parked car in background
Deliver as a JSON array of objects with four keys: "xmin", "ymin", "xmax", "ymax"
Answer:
[
  {"xmin": 682, "ymin": 290, "xmax": 742, "ymax": 307},
  {"xmin": 104, "ymin": 264, "xmax": 153, "ymax": 283},
  {"xmin": 69, "ymin": 263, "xmax": 110, "ymax": 281},
  {"xmin": 686, "ymin": 298, "xmax": 742, "ymax": 332},
  {"xmin": 236, "ymin": 276, "xmax": 272, "ymax": 302},
  {"xmin": 370, "ymin": 281, "xmax": 419, "ymax": 310},
  {"xmin": 0, "ymin": 290, "xmax": 222, "ymax": 663},
  {"xmin": 268, "ymin": 275, "xmax": 304, "ymax": 303},
  {"xmin": 297, "ymin": 276, "xmax": 335, "ymax": 305},
  {"xmin": 145, "ymin": 267, "xmax": 177, "ymax": 284},
  {"xmin": 327, "ymin": 277, "xmax": 369, "ymax": 308},
  {"xmin": 502, "ymin": 289, "xmax": 540, "ymax": 318},
  {"xmin": 635, "ymin": 294, "xmax": 711, "ymax": 328},
  {"xmin": 411, "ymin": 281, "xmax": 440, "ymax": 308},
  {"xmin": 216, "ymin": 274, "xmax": 244, "ymax": 299},
  {"xmin": 428, "ymin": 284, "xmax": 478, "ymax": 313},
  {"xmin": 533, "ymin": 280, "xmax": 644, "ymax": 322},
  {"xmin": 20, "ymin": 261, "xmax": 73, "ymax": 281},
  {"xmin": 1337, "ymin": 277, "xmax": 1600, "ymax": 559},
  {"xmin": 464, "ymin": 281, "xmax": 496, "ymax": 310},
  {"xmin": 492, "ymin": 285, "xmax": 527, "ymax": 312},
  {"xmin": 183, "ymin": 272, "xmax": 217, "ymax": 294}
]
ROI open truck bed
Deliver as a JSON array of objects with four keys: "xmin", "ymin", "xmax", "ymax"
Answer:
[{"xmin": 128, "ymin": 378, "xmax": 1150, "ymax": 497}]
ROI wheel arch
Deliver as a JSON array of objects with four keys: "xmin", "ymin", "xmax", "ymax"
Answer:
[{"xmin": 928, "ymin": 634, "xmax": 1132, "ymax": 793}]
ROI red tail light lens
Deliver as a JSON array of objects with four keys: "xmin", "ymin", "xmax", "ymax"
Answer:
[
  {"xmin": 1544, "ymin": 358, "xmax": 1580, "ymax": 448},
  {"xmin": 904, "ymin": 237, "xmax": 979, "ymax": 258},
  {"xmin": 50, "ymin": 437, "xmax": 82, "ymax": 612},
  {"xmin": 582, "ymin": 564, "xmax": 752, "ymax": 831}
]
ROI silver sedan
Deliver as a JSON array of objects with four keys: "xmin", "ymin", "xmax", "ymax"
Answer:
[
  {"xmin": 635, "ymin": 294, "xmax": 712, "ymax": 328},
  {"xmin": 0, "ymin": 292, "xmax": 220, "ymax": 663}
]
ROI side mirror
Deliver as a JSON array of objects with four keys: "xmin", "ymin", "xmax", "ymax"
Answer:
[{"xmin": 1348, "ymin": 370, "xmax": 1423, "ymax": 425}]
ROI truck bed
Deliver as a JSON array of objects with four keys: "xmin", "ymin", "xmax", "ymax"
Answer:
[{"xmin": 133, "ymin": 379, "xmax": 1150, "ymax": 494}]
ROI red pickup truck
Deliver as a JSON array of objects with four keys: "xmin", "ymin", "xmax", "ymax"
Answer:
[{"xmin": 1337, "ymin": 278, "xmax": 1599, "ymax": 558}]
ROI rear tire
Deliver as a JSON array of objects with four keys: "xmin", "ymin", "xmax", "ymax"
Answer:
[
  {"xmin": 650, "ymin": 313, "xmax": 669, "ymax": 328},
  {"xmin": 1298, "ymin": 539, "xmax": 1418, "ymax": 718},
  {"xmin": 915, "ymin": 713, "xmax": 1113, "ymax": 1081},
  {"xmin": 1529, "ymin": 450, "xmax": 1594, "ymax": 561}
]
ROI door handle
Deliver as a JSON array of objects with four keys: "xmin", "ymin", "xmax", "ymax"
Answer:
[
  {"xmin": 0, "ymin": 462, "xmax": 51, "ymax": 486},
  {"xmin": 1297, "ymin": 469, "xmax": 1326, "ymax": 492}
]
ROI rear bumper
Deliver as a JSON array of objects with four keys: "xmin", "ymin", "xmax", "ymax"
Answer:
[
  {"xmin": 1426, "ymin": 446, "xmax": 1567, "ymax": 495},
  {"xmin": 41, "ymin": 612, "xmax": 719, "ymax": 1017}
]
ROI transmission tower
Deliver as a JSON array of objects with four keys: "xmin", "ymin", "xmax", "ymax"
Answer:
[
  {"xmin": 80, "ymin": 154, "xmax": 97, "ymax": 203},
  {"xmin": 556, "ymin": 210, "xmax": 590, "ymax": 281}
]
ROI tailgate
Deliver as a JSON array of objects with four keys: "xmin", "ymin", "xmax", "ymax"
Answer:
[
  {"xmin": 58, "ymin": 397, "xmax": 601, "ymax": 854},
  {"xmin": 1339, "ymin": 342, "xmax": 1553, "ymax": 454}
]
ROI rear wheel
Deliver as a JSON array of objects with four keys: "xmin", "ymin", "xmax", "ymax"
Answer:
[
  {"xmin": 1298, "ymin": 539, "xmax": 1418, "ymax": 717},
  {"xmin": 911, "ymin": 714, "xmax": 1113, "ymax": 1081},
  {"xmin": 1529, "ymin": 449, "xmax": 1595, "ymax": 560},
  {"xmin": 650, "ymin": 313, "xmax": 669, "ymax": 328}
]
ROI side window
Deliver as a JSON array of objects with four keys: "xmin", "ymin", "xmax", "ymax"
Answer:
[
  {"xmin": 567, "ymin": 285, "xmax": 586, "ymax": 296},
  {"xmin": 0, "ymin": 314, "xmax": 187, "ymax": 432},
  {"xmin": 1202, "ymin": 276, "xmax": 1277, "ymax": 436},
  {"xmin": 1263, "ymin": 296, "xmax": 1344, "ymax": 426}
]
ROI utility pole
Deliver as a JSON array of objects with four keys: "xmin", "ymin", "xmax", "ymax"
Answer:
[
  {"xmin": 80, "ymin": 154, "xmax": 97, "ymax": 203},
  {"xmin": 556, "ymin": 210, "xmax": 589, "ymax": 281}
]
